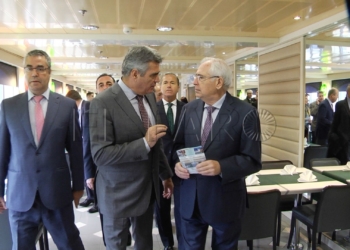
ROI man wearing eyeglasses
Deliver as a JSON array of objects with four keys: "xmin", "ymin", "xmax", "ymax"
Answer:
[
  {"xmin": 173, "ymin": 57, "xmax": 261, "ymax": 249},
  {"xmin": 0, "ymin": 50, "xmax": 85, "ymax": 249}
]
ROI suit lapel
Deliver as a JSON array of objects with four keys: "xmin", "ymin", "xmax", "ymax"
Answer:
[
  {"xmin": 174, "ymin": 100, "xmax": 184, "ymax": 134},
  {"xmin": 20, "ymin": 93, "xmax": 36, "ymax": 148},
  {"xmin": 38, "ymin": 92, "xmax": 60, "ymax": 148},
  {"xmin": 145, "ymin": 93, "xmax": 157, "ymax": 125}
]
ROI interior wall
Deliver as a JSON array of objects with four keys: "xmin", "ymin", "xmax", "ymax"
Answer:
[{"xmin": 259, "ymin": 38, "xmax": 305, "ymax": 167}]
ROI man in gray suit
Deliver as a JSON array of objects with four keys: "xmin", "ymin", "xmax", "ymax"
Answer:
[
  {"xmin": 0, "ymin": 50, "xmax": 85, "ymax": 250},
  {"xmin": 89, "ymin": 46, "xmax": 174, "ymax": 250}
]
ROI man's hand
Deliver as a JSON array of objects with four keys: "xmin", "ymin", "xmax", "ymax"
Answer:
[
  {"xmin": 175, "ymin": 162, "xmax": 190, "ymax": 179},
  {"xmin": 145, "ymin": 125, "xmax": 167, "ymax": 148},
  {"xmin": 72, "ymin": 190, "xmax": 84, "ymax": 208},
  {"xmin": 162, "ymin": 178, "xmax": 174, "ymax": 199},
  {"xmin": 86, "ymin": 178, "xmax": 95, "ymax": 190},
  {"xmin": 196, "ymin": 160, "xmax": 221, "ymax": 176},
  {"xmin": 0, "ymin": 197, "xmax": 7, "ymax": 214}
]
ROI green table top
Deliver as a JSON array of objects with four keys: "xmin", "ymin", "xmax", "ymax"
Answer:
[
  {"xmin": 258, "ymin": 172, "xmax": 334, "ymax": 185},
  {"xmin": 322, "ymin": 171, "xmax": 350, "ymax": 184}
]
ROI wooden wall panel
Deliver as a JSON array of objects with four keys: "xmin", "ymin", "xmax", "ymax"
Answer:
[{"xmin": 259, "ymin": 81, "xmax": 300, "ymax": 94}]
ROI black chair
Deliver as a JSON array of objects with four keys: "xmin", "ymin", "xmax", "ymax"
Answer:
[
  {"xmin": 309, "ymin": 157, "xmax": 340, "ymax": 168},
  {"xmin": 287, "ymin": 185, "xmax": 350, "ymax": 250},
  {"xmin": 239, "ymin": 189, "xmax": 281, "ymax": 250},
  {"xmin": 303, "ymin": 146, "xmax": 328, "ymax": 169}
]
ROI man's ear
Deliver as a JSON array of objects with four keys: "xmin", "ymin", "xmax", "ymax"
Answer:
[
  {"xmin": 216, "ymin": 77, "xmax": 224, "ymax": 90},
  {"xmin": 130, "ymin": 68, "xmax": 138, "ymax": 79}
]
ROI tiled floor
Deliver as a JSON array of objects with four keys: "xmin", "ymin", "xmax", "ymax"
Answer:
[{"xmin": 43, "ymin": 196, "xmax": 350, "ymax": 250}]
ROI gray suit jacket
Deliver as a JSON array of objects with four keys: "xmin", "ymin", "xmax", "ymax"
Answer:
[
  {"xmin": 0, "ymin": 91, "xmax": 84, "ymax": 212},
  {"xmin": 89, "ymin": 83, "xmax": 172, "ymax": 218}
]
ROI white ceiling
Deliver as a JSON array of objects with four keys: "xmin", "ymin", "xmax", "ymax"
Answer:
[{"xmin": 0, "ymin": 0, "xmax": 349, "ymax": 91}]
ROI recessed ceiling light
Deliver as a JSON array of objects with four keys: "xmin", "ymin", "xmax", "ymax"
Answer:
[
  {"xmin": 82, "ymin": 25, "xmax": 99, "ymax": 30},
  {"xmin": 157, "ymin": 26, "xmax": 173, "ymax": 32},
  {"xmin": 222, "ymin": 52, "xmax": 226, "ymax": 55},
  {"xmin": 294, "ymin": 16, "xmax": 301, "ymax": 20}
]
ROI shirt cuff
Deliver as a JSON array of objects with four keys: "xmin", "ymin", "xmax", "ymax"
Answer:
[{"xmin": 143, "ymin": 138, "xmax": 151, "ymax": 152}]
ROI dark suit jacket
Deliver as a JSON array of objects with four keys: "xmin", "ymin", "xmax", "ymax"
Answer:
[
  {"xmin": 0, "ymin": 91, "xmax": 84, "ymax": 212},
  {"xmin": 82, "ymin": 101, "xmax": 97, "ymax": 179},
  {"xmin": 316, "ymin": 99, "xmax": 334, "ymax": 142},
  {"xmin": 157, "ymin": 99, "xmax": 185, "ymax": 177},
  {"xmin": 328, "ymin": 98, "xmax": 350, "ymax": 164},
  {"xmin": 89, "ymin": 83, "xmax": 173, "ymax": 218},
  {"xmin": 173, "ymin": 92, "xmax": 261, "ymax": 224}
]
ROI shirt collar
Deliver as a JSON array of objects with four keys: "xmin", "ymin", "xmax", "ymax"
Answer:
[
  {"xmin": 162, "ymin": 99, "xmax": 177, "ymax": 107},
  {"xmin": 204, "ymin": 93, "xmax": 226, "ymax": 110},
  {"xmin": 28, "ymin": 88, "xmax": 50, "ymax": 101},
  {"xmin": 118, "ymin": 78, "xmax": 138, "ymax": 101}
]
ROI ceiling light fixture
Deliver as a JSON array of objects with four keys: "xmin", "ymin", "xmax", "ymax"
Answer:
[
  {"xmin": 79, "ymin": 10, "xmax": 87, "ymax": 16},
  {"xmin": 82, "ymin": 25, "xmax": 99, "ymax": 30},
  {"xmin": 294, "ymin": 16, "xmax": 301, "ymax": 20},
  {"xmin": 157, "ymin": 26, "xmax": 173, "ymax": 32}
]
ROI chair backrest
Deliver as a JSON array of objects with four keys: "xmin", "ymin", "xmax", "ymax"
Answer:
[
  {"xmin": 239, "ymin": 189, "xmax": 281, "ymax": 240},
  {"xmin": 315, "ymin": 185, "xmax": 350, "ymax": 232},
  {"xmin": 309, "ymin": 158, "xmax": 340, "ymax": 168},
  {"xmin": 262, "ymin": 160, "xmax": 293, "ymax": 169},
  {"xmin": 303, "ymin": 146, "xmax": 328, "ymax": 169}
]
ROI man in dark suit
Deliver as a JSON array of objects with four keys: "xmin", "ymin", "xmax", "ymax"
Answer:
[
  {"xmin": 155, "ymin": 73, "xmax": 185, "ymax": 250},
  {"xmin": 0, "ymin": 49, "xmax": 85, "ymax": 250},
  {"xmin": 243, "ymin": 89, "xmax": 257, "ymax": 108},
  {"xmin": 174, "ymin": 57, "xmax": 261, "ymax": 249},
  {"xmin": 328, "ymin": 85, "xmax": 350, "ymax": 164},
  {"xmin": 315, "ymin": 88, "xmax": 338, "ymax": 145},
  {"xmin": 89, "ymin": 46, "xmax": 173, "ymax": 250},
  {"xmin": 310, "ymin": 90, "xmax": 324, "ymax": 143}
]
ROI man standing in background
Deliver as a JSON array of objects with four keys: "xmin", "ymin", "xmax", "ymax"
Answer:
[
  {"xmin": 0, "ymin": 49, "xmax": 85, "ymax": 249},
  {"xmin": 155, "ymin": 73, "xmax": 185, "ymax": 250},
  {"xmin": 86, "ymin": 91, "xmax": 95, "ymax": 101},
  {"xmin": 310, "ymin": 90, "xmax": 324, "ymax": 143}
]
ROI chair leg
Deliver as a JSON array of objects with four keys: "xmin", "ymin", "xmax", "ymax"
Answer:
[
  {"xmin": 332, "ymin": 231, "xmax": 336, "ymax": 241},
  {"xmin": 272, "ymin": 235, "xmax": 277, "ymax": 250},
  {"xmin": 312, "ymin": 230, "xmax": 317, "ymax": 250},
  {"xmin": 276, "ymin": 212, "xmax": 281, "ymax": 246},
  {"xmin": 247, "ymin": 240, "xmax": 253, "ymax": 250},
  {"xmin": 307, "ymin": 227, "xmax": 312, "ymax": 243},
  {"xmin": 287, "ymin": 215, "xmax": 295, "ymax": 248},
  {"xmin": 318, "ymin": 232, "xmax": 322, "ymax": 244}
]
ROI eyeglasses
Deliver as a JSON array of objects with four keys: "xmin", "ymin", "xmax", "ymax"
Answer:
[
  {"xmin": 24, "ymin": 66, "xmax": 49, "ymax": 73},
  {"xmin": 194, "ymin": 74, "xmax": 219, "ymax": 82}
]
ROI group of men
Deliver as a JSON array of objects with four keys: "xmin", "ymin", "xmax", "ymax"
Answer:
[{"xmin": 0, "ymin": 46, "xmax": 262, "ymax": 250}]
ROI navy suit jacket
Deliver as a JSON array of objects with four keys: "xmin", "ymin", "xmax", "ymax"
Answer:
[
  {"xmin": 82, "ymin": 101, "xmax": 97, "ymax": 179},
  {"xmin": 173, "ymin": 93, "xmax": 261, "ymax": 224},
  {"xmin": 157, "ymin": 99, "xmax": 185, "ymax": 177},
  {"xmin": 316, "ymin": 99, "xmax": 334, "ymax": 142},
  {"xmin": 0, "ymin": 91, "xmax": 84, "ymax": 212}
]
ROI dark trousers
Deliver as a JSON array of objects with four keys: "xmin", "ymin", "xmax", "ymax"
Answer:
[
  {"xmin": 181, "ymin": 198, "xmax": 240, "ymax": 250},
  {"xmin": 9, "ymin": 194, "xmax": 84, "ymax": 250}
]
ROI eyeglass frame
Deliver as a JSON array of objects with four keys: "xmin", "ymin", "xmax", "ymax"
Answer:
[
  {"xmin": 24, "ymin": 66, "xmax": 50, "ymax": 74},
  {"xmin": 194, "ymin": 74, "xmax": 220, "ymax": 82}
]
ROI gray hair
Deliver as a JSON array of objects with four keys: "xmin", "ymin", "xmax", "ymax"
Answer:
[
  {"xmin": 122, "ymin": 46, "xmax": 163, "ymax": 76},
  {"xmin": 246, "ymin": 89, "xmax": 253, "ymax": 94},
  {"xmin": 200, "ymin": 57, "xmax": 232, "ymax": 90},
  {"xmin": 24, "ymin": 50, "xmax": 51, "ymax": 68}
]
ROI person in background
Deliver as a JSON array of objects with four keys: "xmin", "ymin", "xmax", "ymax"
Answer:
[
  {"xmin": 174, "ymin": 57, "xmax": 261, "ymax": 249},
  {"xmin": 89, "ymin": 46, "xmax": 173, "ymax": 249},
  {"xmin": 0, "ymin": 49, "xmax": 85, "ymax": 249},
  {"xmin": 253, "ymin": 90, "xmax": 258, "ymax": 109},
  {"xmin": 243, "ymin": 89, "xmax": 257, "ymax": 108},
  {"xmin": 315, "ymin": 88, "xmax": 338, "ymax": 145},
  {"xmin": 328, "ymin": 85, "xmax": 350, "ymax": 164},
  {"xmin": 154, "ymin": 83, "xmax": 163, "ymax": 102},
  {"xmin": 310, "ymin": 90, "xmax": 324, "ymax": 143},
  {"xmin": 180, "ymin": 96, "xmax": 188, "ymax": 103},
  {"xmin": 155, "ymin": 73, "xmax": 185, "ymax": 250},
  {"xmin": 305, "ymin": 93, "xmax": 311, "ymax": 139},
  {"xmin": 86, "ymin": 91, "xmax": 95, "ymax": 101}
]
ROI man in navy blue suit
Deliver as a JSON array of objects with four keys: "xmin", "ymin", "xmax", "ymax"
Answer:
[
  {"xmin": 315, "ymin": 88, "xmax": 338, "ymax": 145},
  {"xmin": 0, "ymin": 49, "xmax": 85, "ymax": 250},
  {"xmin": 155, "ymin": 73, "xmax": 185, "ymax": 250},
  {"xmin": 173, "ymin": 57, "xmax": 261, "ymax": 249}
]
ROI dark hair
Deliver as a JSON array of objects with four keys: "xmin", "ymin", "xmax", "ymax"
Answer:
[
  {"xmin": 66, "ymin": 90, "xmax": 82, "ymax": 100},
  {"xmin": 161, "ymin": 72, "xmax": 180, "ymax": 85},
  {"xmin": 95, "ymin": 73, "xmax": 115, "ymax": 88},
  {"xmin": 86, "ymin": 92, "xmax": 94, "ymax": 97},
  {"xmin": 181, "ymin": 97, "xmax": 188, "ymax": 103},
  {"xmin": 121, "ymin": 46, "xmax": 163, "ymax": 76},
  {"xmin": 328, "ymin": 88, "xmax": 338, "ymax": 97},
  {"xmin": 24, "ymin": 49, "xmax": 51, "ymax": 68}
]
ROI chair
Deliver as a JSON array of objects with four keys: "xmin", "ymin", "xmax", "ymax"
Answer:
[
  {"xmin": 262, "ymin": 160, "xmax": 310, "ymax": 246},
  {"xmin": 287, "ymin": 185, "xmax": 350, "ymax": 250},
  {"xmin": 239, "ymin": 189, "xmax": 281, "ymax": 250},
  {"xmin": 303, "ymin": 146, "xmax": 328, "ymax": 169},
  {"xmin": 309, "ymin": 157, "xmax": 340, "ymax": 168}
]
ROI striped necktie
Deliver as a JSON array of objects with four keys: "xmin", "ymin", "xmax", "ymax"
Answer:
[
  {"xmin": 136, "ymin": 95, "xmax": 150, "ymax": 130},
  {"xmin": 201, "ymin": 106, "xmax": 216, "ymax": 147}
]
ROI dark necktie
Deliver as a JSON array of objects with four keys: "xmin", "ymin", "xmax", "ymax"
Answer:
[
  {"xmin": 201, "ymin": 106, "xmax": 216, "ymax": 147},
  {"xmin": 33, "ymin": 95, "xmax": 44, "ymax": 143},
  {"xmin": 167, "ymin": 103, "xmax": 174, "ymax": 134},
  {"xmin": 136, "ymin": 95, "xmax": 150, "ymax": 130}
]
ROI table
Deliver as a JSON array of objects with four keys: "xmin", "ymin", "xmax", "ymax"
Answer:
[
  {"xmin": 312, "ymin": 165, "xmax": 350, "ymax": 184},
  {"xmin": 246, "ymin": 168, "xmax": 346, "ymax": 249}
]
